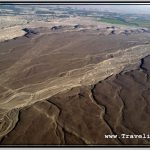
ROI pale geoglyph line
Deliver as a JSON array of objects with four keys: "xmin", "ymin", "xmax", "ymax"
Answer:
[
  {"xmin": 0, "ymin": 92, "xmax": 32, "ymax": 105},
  {"xmin": 0, "ymin": 44, "xmax": 150, "ymax": 138},
  {"xmin": 1, "ymin": 44, "xmax": 150, "ymax": 110},
  {"xmin": 0, "ymin": 109, "xmax": 19, "ymax": 138},
  {"xmin": 33, "ymin": 105, "xmax": 56, "ymax": 122}
]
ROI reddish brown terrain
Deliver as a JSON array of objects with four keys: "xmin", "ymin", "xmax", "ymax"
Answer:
[
  {"xmin": 0, "ymin": 26, "xmax": 150, "ymax": 145},
  {"xmin": 0, "ymin": 7, "xmax": 150, "ymax": 145}
]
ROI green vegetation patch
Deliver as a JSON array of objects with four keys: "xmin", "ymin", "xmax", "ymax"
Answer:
[
  {"xmin": 129, "ymin": 19, "xmax": 150, "ymax": 28},
  {"xmin": 97, "ymin": 16, "xmax": 150, "ymax": 28},
  {"xmin": 97, "ymin": 17, "xmax": 136, "ymax": 26}
]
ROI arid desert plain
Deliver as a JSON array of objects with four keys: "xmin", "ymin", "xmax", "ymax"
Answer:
[{"xmin": 0, "ymin": 5, "xmax": 150, "ymax": 145}]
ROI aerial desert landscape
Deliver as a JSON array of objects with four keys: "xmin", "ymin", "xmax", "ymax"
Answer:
[{"xmin": 0, "ymin": 4, "xmax": 150, "ymax": 145}]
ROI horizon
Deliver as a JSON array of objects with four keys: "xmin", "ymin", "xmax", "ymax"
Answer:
[{"xmin": 1, "ymin": 4, "xmax": 150, "ymax": 15}]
